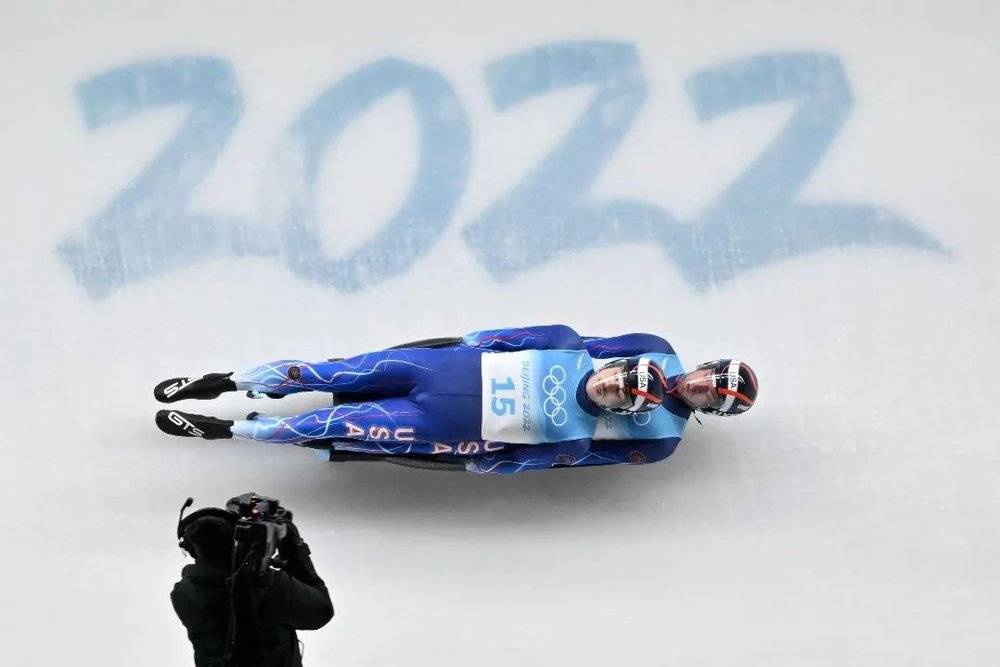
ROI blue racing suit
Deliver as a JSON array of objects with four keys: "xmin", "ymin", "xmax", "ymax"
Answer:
[{"xmin": 229, "ymin": 325, "xmax": 691, "ymax": 474}]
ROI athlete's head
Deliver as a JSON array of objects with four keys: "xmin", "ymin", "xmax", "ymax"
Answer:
[
  {"xmin": 585, "ymin": 356, "xmax": 667, "ymax": 414},
  {"xmin": 672, "ymin": 359, "xmax": 758, "ymax": 416}
]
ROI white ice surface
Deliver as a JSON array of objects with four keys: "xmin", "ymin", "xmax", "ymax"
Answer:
[{"xmin": 1, "ymin": 1, "xmax": 998, "ymax": 665}]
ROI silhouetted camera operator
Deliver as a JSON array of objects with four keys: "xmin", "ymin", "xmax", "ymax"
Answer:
[{"xmin": 172, "ymin": 493, "xmax": 333, "ymax": 666}]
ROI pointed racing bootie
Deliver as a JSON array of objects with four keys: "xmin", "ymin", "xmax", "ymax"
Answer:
[
  {"xmin": 154, "ymin": 373, "xmax": 237, "ymax": 403},
  {"xmin": 155, "ymin": 410, "xmax": 234, "ymax": 440}
]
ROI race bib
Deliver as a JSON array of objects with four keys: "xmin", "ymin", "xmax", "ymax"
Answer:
[{"xmin": 480, "ymin": 350, "xmax": 594, "ymax": 444}]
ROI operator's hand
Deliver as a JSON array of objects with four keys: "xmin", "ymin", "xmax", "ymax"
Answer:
[
  {"xmin": 279, "ymin": 521, "xmax": 306, "ymax": 559},
  {"xmin": 277, "ymin": 520, "xmax": 323, "ymax": 584}
]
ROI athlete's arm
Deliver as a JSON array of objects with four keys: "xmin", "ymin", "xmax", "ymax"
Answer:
[
  {"xmin": 465, "ymin": 438, "xmax": 591, "ymax": 474},
  {"xmin": 568, "ymin": 437, "xmax": 680, "ymax": 468},
  {"xmin": 462, "ymin": 325, "xmax": 584, "ymax": 351},
  {"xmin": 583, "ymin": 333, "xmax": 674, "ymax": 359}
]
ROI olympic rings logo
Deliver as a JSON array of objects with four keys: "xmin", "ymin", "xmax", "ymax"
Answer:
[
  {"xmin": 542, "ymin": 365, "xmax": 568, "ymax": 427},
  {"xmin": 631, "ymin": 411, "xmax": 652, "ymax": 426}
]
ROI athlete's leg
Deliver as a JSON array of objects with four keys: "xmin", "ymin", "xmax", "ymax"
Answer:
[
  {"xmin": 332, "ymin": 436, "xmax": 510, "ymax": 459},
  {"xmin": 328, "ymin": 438, "xmax": 457, "ymax": 457},
  {"xmin": 231, "ymin": 349, "xmax": 438, "ymax": 398},
  {"xmin": 230, "ymin": 397, "xmax": 428, "ymax": 447},
  {"xmin": 464, "ymin": 439, "xmax": 590, "ymax": 474}
]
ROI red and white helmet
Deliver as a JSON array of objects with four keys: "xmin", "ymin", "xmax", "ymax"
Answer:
[
  {"xmin": 594, "ymin": 356, "xmax": 668, "ymax": 415},
  {"xmin": 688, "ymin": 359, "xmax": 759, "ymax": 416}
]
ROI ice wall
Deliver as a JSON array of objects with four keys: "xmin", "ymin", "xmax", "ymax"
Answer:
[{"xmin": 2, "ymin": 1, "xmax": 998, "ymax": 664}]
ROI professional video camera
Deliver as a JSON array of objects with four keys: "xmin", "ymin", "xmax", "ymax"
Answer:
[
  {"xmin": 226, "ymin": 492, "xmax": 292, "ymax": 574},
  {"xmin": 177, "ymin": 492, "xmax": 293, "ymax": 574}
]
